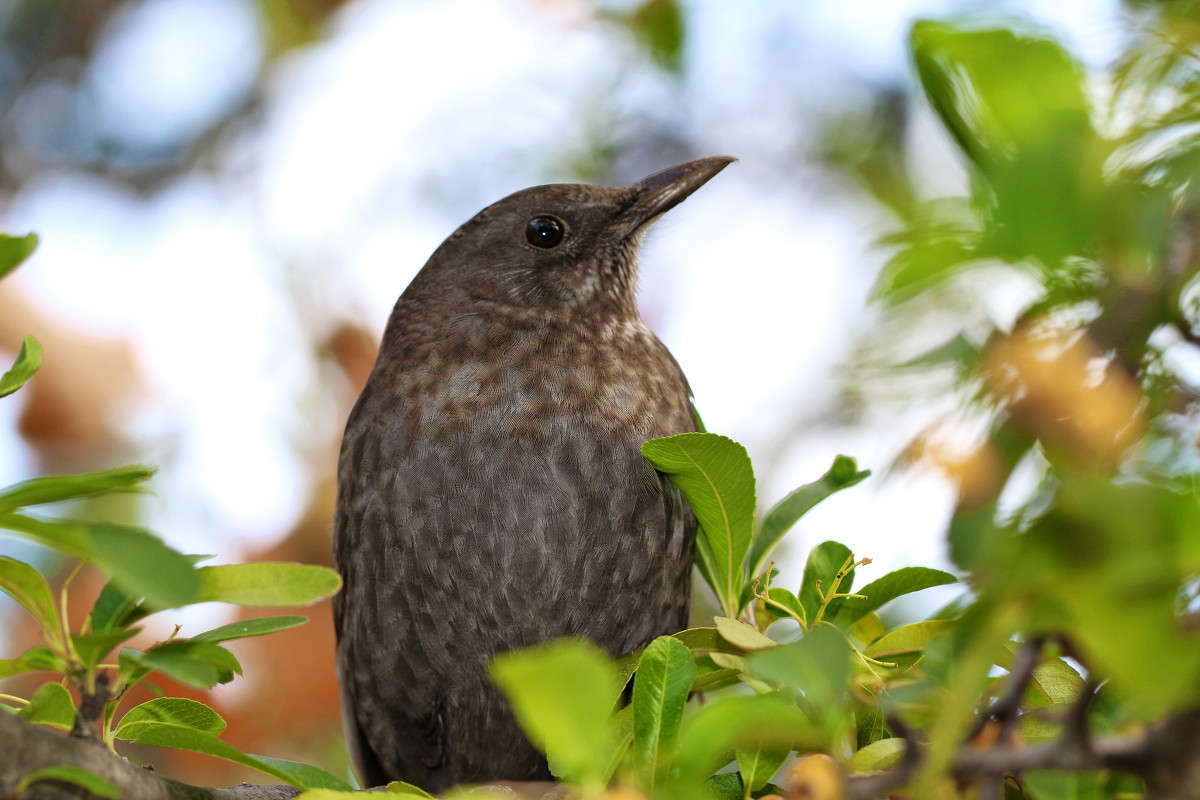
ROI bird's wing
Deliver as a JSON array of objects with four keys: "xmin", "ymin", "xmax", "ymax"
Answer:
[{"xmin": 333, "ymin": 422, "xmax": 450, "ymax": 790}]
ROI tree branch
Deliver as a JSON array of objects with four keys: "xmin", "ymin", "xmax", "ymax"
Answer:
[
  {"xmin": 846, "ymin": 708, "xmax": 1200, "ymax": 800},
  {"xmin": 69, "ymin": 673, "xmax": 109, "ymax": 743},
  {"xmin": 1, "ymin": 712, "xmax": 563, "ymax": 800},
  {"xmin": 0, "ymin": 712, "xmax": 301, "ymax": 800}
]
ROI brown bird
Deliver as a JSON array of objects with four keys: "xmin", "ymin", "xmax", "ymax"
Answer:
[{"xmin": 333, "ymin": 156, "xmax": 734, "ymax": 792}]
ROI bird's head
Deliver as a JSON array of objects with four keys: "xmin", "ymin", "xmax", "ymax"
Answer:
[{"xmin": 407, "ymin": 156, "xmax": 735, "ymax": 319}]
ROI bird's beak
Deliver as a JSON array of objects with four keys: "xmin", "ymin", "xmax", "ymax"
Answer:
[{"xmin": 619, "ymin": 156, "xmax": 736, "ymax": 233}]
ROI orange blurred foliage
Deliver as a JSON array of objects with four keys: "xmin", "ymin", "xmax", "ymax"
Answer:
[
  {"xmin": 981, "ymin": 321, "xmax": 1145, "ymax": 472},
  {"xmin": 905, "ymin": 424, "xmax": 1004, "ymax": 511},
  {"xmin": 786, "ymin": 753, "xmax": 846, "ymax": 800}
]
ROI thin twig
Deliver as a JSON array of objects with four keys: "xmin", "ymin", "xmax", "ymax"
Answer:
[
  {"xmin": 979, "ymin": 635, "xmax": 1046, "ymax": 742},
  {"xmin": 1061, "ymin": 678, "xmax": 1099, "ymax": 756}
]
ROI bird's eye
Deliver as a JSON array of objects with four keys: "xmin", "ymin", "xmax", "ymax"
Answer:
[{"xmin": 525, "ymin": 215, "xmax": 566, "ymax": 249}]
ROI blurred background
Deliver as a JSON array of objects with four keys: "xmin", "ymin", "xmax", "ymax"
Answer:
[{"xmin": 0, "ymin": 0, "xmax": 1144, "ymax": 787}]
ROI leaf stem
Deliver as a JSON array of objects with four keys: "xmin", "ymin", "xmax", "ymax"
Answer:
[
  {"xmin": 813, "ymin": 555, "xmax": 872, "ymax": 626},
  {"xmin": 56, "ymin": 560, "xmax": 93, "ymax": 695},
  {"xmin": 851, "ymin": 646, "xmax": 899, "ymax": 673}
]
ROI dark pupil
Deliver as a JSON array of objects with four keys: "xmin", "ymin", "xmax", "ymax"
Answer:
[{"xmin": 525, "ymin": 216, "xmax": 565, "ymax": 248}]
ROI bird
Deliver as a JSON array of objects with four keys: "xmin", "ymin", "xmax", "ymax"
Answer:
[{"xmin": 332, "ymin": 155, "xmax": 735, "ymax": 792}]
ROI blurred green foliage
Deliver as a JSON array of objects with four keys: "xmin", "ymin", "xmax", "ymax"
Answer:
[{"xmin": 603, "ymin": 0, "xmax": 687, "ymax": 73}]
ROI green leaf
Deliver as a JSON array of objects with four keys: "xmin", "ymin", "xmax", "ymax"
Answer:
[
  {"xmin": 642, "ymin": 433, "xmax": 756, "ymax": 618},
  {"xmin": 89, "ymin": 581, "xmax": 140, "ymax": 634},
  {"xmin": 0, "ymin": 232, "xmax": 38, "ymax": 281},
  {"xmin": 0, "ymin": 555, "xmax": 61, "ymax": 641},
  {"xmin": 489, "ymin": 638, "xmax": 615, "ymax": 791},
  {"xmin": 242, "ymin": 755, "xmax": 353, "ymax": 791},
  {"xmin": 115, "ymin": 697, "xmax": 226, "ymax": 737},
  {"xmin": 747, "ymin": 627, "xmax": 851, "ymax": 710},
  {"xmin": 708, "ymin": 652, "xmax": 748, "ymax": 673},
  {"xmin": 195, "ymin": 562, "xmax": 341, "ymax": 606},
  {"xmin": 71, "ymin": 629, "xmax": 138, "ymax": 671},
  {"xmin": 18, "ymin": 682, "xmax": 76, "ymax": 731},
  {"xmin": 602, "ymin": 704, "xmax": 634, "ymax": 784},
  {"xmin": 16, "ymin": 765, "xmax": 118, "ymax": 798},
  {"xmin": 798, "ymin": 541, "xmax": 853, "ymax": 626},
  {"xmin": 873, "ymin": 216, "xmax": 982, "ymax": 305},
  {"xmin": 832, "ymin": 567, "xmax": 958, "ymax": 628},
  {"xmin": 692, "ymin": 667, "xmax": 740, "ymax": 693},
  {"xmin": 714, "ymin": 616, "xmax": 775, "ymax": 650},
  {"xmin": 115, "ymin": 649, "xmax": 155, "ymax": 700},
  {"xmin": 672, "ymin": 627, "xmax": 726, "ymax": 653},
  {"xmin": 122, "ymin": 642, "xmax": 242, "ymax": 690},
  {"xmin": 0, "ymin": 335, "xmax": 42, "ymax": 398},
  {"xmin": 88, "ymin": 523, "xmax": 200, "ymax": 610},
  {"xmin": 619, "ymin": 0, "xmax": 685, "ymax": 72},
  {"xmin": 673, "ymin": 693, "xmax": 816, "ymax": 784},
  {"xmin": 749, "ymin": 629, "xmax": 853, "ymax": 745},
  {"xmin": 0, "ymin": 512, "xmax": 91, "ymax": 556},
  {"xmin": 632, "ymin": 635, "xmax": 696, "ymax": 783},
  {"xmin": 705, "ymin": 772, "xmax": 746, "ymax": 800},
  {"xmin": 0, "ymin": 645, "xmax": 66, "ymax": 679},
  {"xmin": 0, "ymin": 465, "xmax": 154, "ymax": 512},
  {"xmin": 910, "ymin": 22, "xmax": 1105, "ymax": 268},
  {"xmin": 996, "ymin": 643, "xmax": 1086, "ymax": 708},
  {"xmin": 384, "ymin": 782, "xmax": 438, "ymax": 798},
  {"xmin": 0, "ymin": 514, "xmax": 202, "ymax": 611},
  {"xmin": 705, "ymin": 772, "xmax": 784, "ymax": 800},
  {"xmin": 613, "ymin": 651, "xmax": 640, "ymax": 699},
  {"xmin": 849, "ymin": 613, "xmax": 886, "ymax": 647},
  {"xmin": 762, "ymin": 587, "xmax": 806, "ymax": 626},
  {"xmin": 737, "ymin": 744, "xmax": 790, "ymax": 793},
  {"xmin": 1030, "ymin": 658, "xmax": 1086, "ymax": 707},
  {"xmin": 748, "ymin": 456, "xmax": 870, "ymax": 580},
  {"xmin": 116, "ymin": 721, "xmax": 352, "ymax": 790},
  {"xmin": 848, "ymin": 738, "xmax": 907, "ymax": 774},
  {"xmin": 191, "ymin": 615, "xmax": 308, "ymax": 643},
  {"xmin": 863, "ymin": 620, "xmax": 955, "ymax": 659},
  {"xmin": 1023, "ymin": 769, "xmax": 1105, "ymax": 800},
  {"xmin": 911, "ymin": 22, "xmax": 1092, "ymax": 172}
]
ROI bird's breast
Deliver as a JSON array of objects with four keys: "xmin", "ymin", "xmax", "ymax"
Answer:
[{"xmin": 406, "ymin": 314, "xmax": 693, "ymax": 443}]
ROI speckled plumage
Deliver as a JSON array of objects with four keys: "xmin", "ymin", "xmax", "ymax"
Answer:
[{"xmin": 333, "ymin": 157, "xmax": 733, "ymax": 792}]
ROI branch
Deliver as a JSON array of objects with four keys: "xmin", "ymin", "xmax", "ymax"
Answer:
[
  {"xmin": 69, "ymin": 674, "xmax": 109, "ymax": 743},
  {"xmin": 846, "ymin": 708, "xmax": 1200, "ymax": 800},
  {"xmin": 0, "ymin": 712, "xmax": 301, "ymax": 800},
  {"xmin": 0, "ymin": 712, "xmax": 563, "ymax": 800}
]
